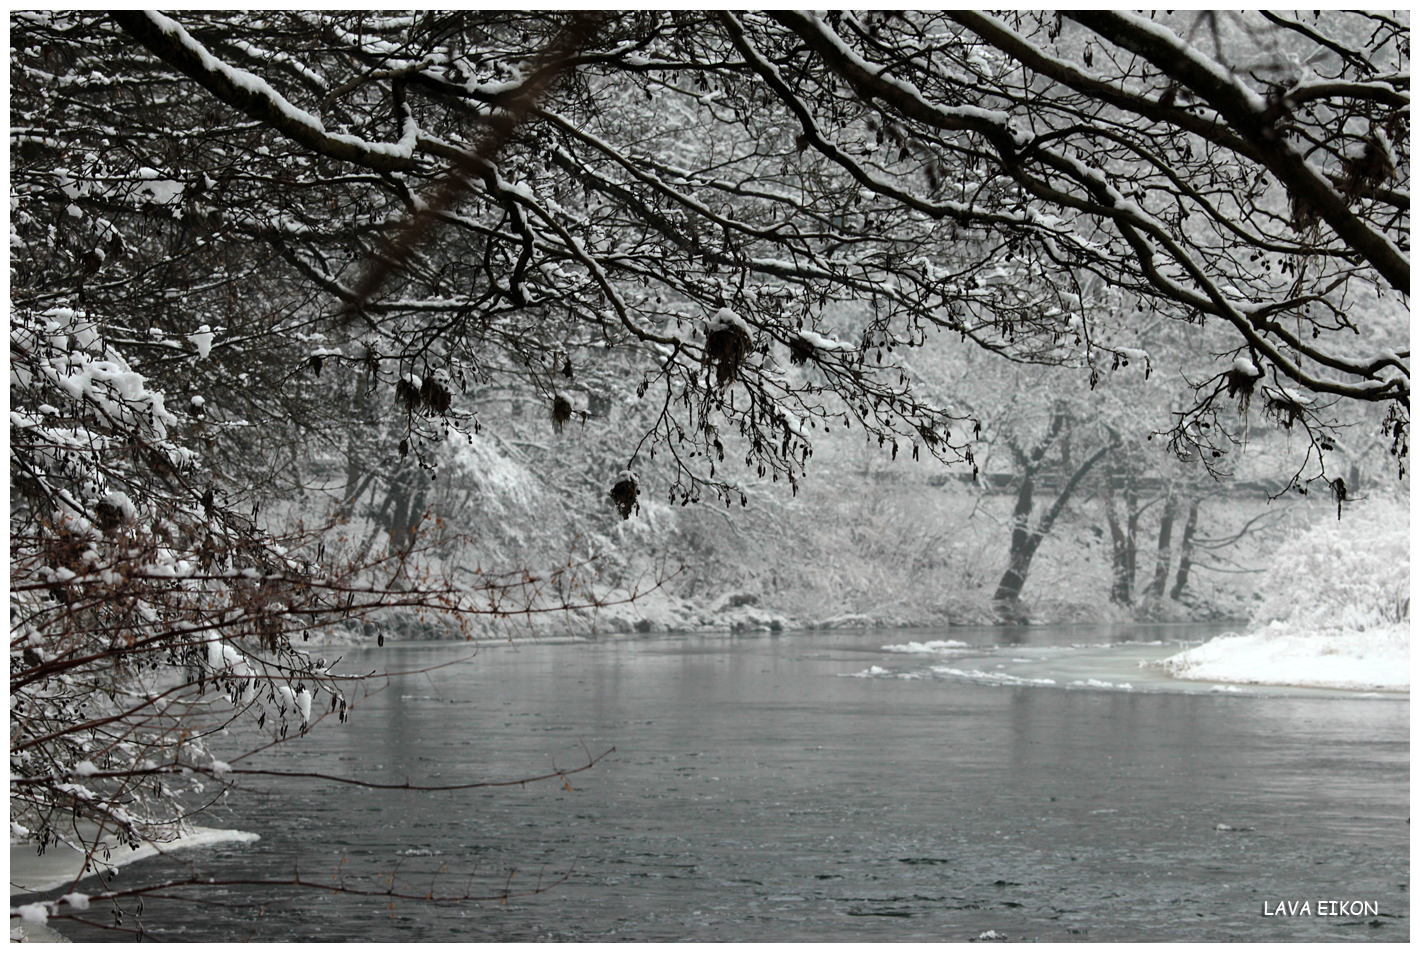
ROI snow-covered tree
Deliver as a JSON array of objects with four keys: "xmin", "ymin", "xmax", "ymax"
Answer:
[
  {"xmin": 1253, "ymin": 500, "xmax": 1409, "ymax": 632},
  {"xmin": 14, "ymin": 11, "xmax": 1405, "ymax": 509},
  {"xmin": 9, "ymin": 305, "xmax": 347, "ymax": 855}
]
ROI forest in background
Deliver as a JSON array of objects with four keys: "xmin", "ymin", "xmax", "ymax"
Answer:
[{"xmin": 301, "ymin": 342, "xmax": 1402, "ymax": 641}]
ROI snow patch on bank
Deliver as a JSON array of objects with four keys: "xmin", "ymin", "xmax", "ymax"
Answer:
[
  {"xmin": 10, "ymin": 827, "xmax": 259, "ymax": 897},
  {"xmin": 1151, "ymin": 621, "xmax": 1409, "ymax": 691},
  {"xmin": 1154, "ymin": 501, "xmax": 1408, "ymax": 692}
]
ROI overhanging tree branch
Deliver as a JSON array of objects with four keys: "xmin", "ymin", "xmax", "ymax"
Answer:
[
  {"xmin": 1067, "ymin": 10, "xmax": 1409, "ymax": 295},
  {"xmin": 111, "ymin": 11, "xmax": 425, "ymax": 175}
]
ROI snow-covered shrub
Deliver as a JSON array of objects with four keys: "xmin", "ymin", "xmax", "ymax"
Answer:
[
  {"xmin": 1251, "ymin": 501, "xmax": 1409, "ymax": 631},
  {"xmin": 10, "ymin": 299, "xmax": 636, "ymax": 872},
  {"xmin": 10, "ymin": 305, "xmax": 350, "ymax": 856}
]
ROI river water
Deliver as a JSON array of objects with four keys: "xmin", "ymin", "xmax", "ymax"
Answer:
[{"xmin": 49, "ymin": 624, "xmax": 1408, "ymax": 942}]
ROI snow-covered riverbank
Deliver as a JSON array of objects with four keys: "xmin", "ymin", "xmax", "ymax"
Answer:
[
  {"xmin": 867, "ymin": 628, "xmax": 1407, "ymax": 697},
  {"xmin": 10, "ymin": 827, "xmax": 259, "ymax": 942},
  {"xmin": 1154, "ymin": 500, "xmax": 1409, "ymax": 692},
  {"xmin": 1151, "ymin": 621, "xmax": 1409, "ymax": 691},
  {"xmin": 10, "ymin": 826, "xmax": 259, "ymax": 897}
]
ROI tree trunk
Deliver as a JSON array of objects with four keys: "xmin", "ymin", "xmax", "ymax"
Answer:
[
  {"xmin": 339, "ymin": 368, "xmax": 378, "ymax": 518},
  {"xmin": 1147, "ymin": 494, "xmax": 1179, "ymax": 599},
  {"xmin": 1103, "ymin": 471, "xmax": 1132, "ymax": 605},
  {"xmin": 1168, "ymin": 499, "xmax": 1200, "ymax": 601},
  {"xmin": 384, "ymin": 467, "xmax": 427, "ymax": 554},
  {"xmin": 992, "ymin": 440, "xmax": 1115, "ymax": 608},
  {"xmin": 1123, "ymin": 472, "xmax": 1139, "ymax": 596},
  {"xmin": 992, "ymin": 472, "xmax": 1036, "ymax": 603}
]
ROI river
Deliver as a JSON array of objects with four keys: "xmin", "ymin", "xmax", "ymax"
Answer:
[{"xmin": 46, "ymin": 624, "xmax": 1409, "ymax": 941}]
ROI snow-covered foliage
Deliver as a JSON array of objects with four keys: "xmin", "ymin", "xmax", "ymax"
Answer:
[
  {"xmin": 9, "ymin": 304, "xmax": 351, "ymax": 856},
  {"xmin": 14, "ymin": 9, "xmax": 1403, "ymax": 527},
  {"xmin": 1251, "ymin": 501, "xmax": 1409, "ymax": 631},
  {"xmin": 12, "ymin": 307, "xmax": 189, "ymax": 535}
]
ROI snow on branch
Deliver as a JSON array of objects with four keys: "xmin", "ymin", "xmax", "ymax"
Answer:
[
  {"xmin": 1067, "ymin": 10, "xmax": 1409, "ymax": 295},
  {"xmin": 111, "ymin": 11, "xmax": 424, "ymax": 174}
]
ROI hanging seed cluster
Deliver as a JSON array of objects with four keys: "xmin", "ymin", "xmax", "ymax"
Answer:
[
  {"xmin": 1224, "ymin": 360, "xmax": 1261, "ymax": 412},
  {"xmin": 394, "ymin": 375, "xmax": 451, "ymax": 415},
  {"xmin": 704, "ymin": 308, "xmax": 752, "ymax": 386},
  {"xmin": 1262, "ymin": 388, "xmax": 1309, "ymax": 430},
  {"xmin": 1340, "ymin": 129, "xmax": 1399, "ymax": 196},
  {"xmin": 788, "ymin": 334, "xmax": 816, "ymax": 366},
  {"xmin": 609, "ymin": 469, "xmax": 639, "ymax": 520},
  {"xmin": 551, "ymin": 393, "xmax": 572, "ymax": 433}
]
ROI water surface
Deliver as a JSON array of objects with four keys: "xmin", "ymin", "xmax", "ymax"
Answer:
[{"xmin": 43, "ymin": 625, "xmax": 1409, "ymax": 941}]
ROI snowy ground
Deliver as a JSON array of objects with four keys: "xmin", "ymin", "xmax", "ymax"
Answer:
[
  {"xmin": 1151, "ymin": 621, "xmax": 1410, "ymax": 691},
  {"xmin": 9, "ymin": 826, "xmax": 259, "ymax": 942},
  {"xmin": 10, "ymin": 826, "xmax": 259, "ymax": 896},
  {"xmin": 864, "ymin": 627, "xmax": 1409, "ymax": 696}
]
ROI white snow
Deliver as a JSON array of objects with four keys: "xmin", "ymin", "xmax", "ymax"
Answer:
[
  {"xmin": 1068, "ymin": 678, "xmax": 1133, "ymax": 691},
  {"xmin": 793, "ymin": 329, "xmax": 854, "ymax": 353},
  {"xmin": 1153, "ymin": 621, "xmax": 1408, "ymax": 692},
  {"xmin": 186, "ymin": 324, "xmax": 214, "ymax": 359},
  {"xmin": 882, "ymin": 639, "xmax": 970, "ymax": 654},
  {"xmin": 9, "ymin": 827, "xmax": 260, "ymax": 896},
  {"xmin": 1155, "ymin": 501, "xmax": 1408, "ymax": 691},
  {"xmin": 13, "ymin": 903, "xmax": 47, "ymax": 925},
  {"xmin": 1262, "ymin": 383, "xmax": 1313, "ymax": 406},
  {"xmin": 706, "ymin": 307, "xmax": 750, "ymax": 335},
  {"xmin": 134, "ymin": 176, "xmax": 184, "ymax": 206},
  {"xmin": 1115, "ymin": 347, "xmax": 1149, "ymax": 364},
  {"xmin": 931, "ymin": 665, "xmax": 1058, "ymax": 687}
]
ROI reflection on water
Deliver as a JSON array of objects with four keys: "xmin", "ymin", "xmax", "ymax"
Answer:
[{"xmin": 44, "ymin": 626, "xmax": 1408, "ymax": 942}]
